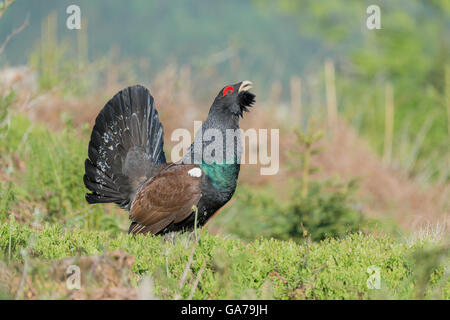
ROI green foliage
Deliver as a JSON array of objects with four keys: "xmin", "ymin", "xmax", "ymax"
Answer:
[
  {"xmin": 0, "ymin": 114, "xmax": 30, "ymax": 155},
  {"xmin": 24, "ymin": 125, "xmax": 86, "ymax": 219},
  {"xmin": 0, "ymin": 90, "xmax": 15, "ymax": 136},
  {"xmin": 0, "ymin": 222, "xmax": 448, "ymax": 299},
  {"xmin": 0, "ymin": 114, "xmax": 125, "ymax": 233},
  {"xmin": 409, "ymin": 244, "xmax": 450, "ymax": 299}
]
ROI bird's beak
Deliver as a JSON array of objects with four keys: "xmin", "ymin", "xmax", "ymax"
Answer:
[{"xmin": 239, "ymin": 81, "xmax": 253, "ymax": 93}]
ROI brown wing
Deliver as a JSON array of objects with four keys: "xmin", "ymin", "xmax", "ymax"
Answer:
[{"xmin": 129, "ymin": 164, "xmax": 202, "ymax": 235}]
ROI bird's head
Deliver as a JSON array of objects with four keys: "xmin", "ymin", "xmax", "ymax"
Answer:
[{"xmin": 210, "ymin": 81, "xmax": 255, "ymax": 118}]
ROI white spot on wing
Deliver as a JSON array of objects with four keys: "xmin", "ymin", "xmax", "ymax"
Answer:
[{"xmin": 188, "ymin": 167, "xmax": 202, "ymax": 178}]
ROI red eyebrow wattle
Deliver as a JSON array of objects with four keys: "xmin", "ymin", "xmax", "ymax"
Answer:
[{"xmin": 222, "ymin": 86, "xmax": 234, "ymax": 96}]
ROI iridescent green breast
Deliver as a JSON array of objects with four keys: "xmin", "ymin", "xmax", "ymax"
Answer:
[{"xmin": 200, "ymin": 162, "xmax": 240, "ymax": 192}]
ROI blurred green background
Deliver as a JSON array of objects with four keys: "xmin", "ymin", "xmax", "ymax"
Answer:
[{"xmin": 1, "ymin": 0, "xmax": 449, "ymax": 180}]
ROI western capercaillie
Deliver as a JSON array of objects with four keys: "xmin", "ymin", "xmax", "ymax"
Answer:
[{"xmin": 83, "ymin": 82, "xmax": 255, "ymax": 235}]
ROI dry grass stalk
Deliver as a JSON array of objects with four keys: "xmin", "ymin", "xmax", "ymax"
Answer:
[
  {"xmin": 383, "ymin": 82, "xmax": 394, "ymax": 165},
  {"xmin": 325, "ymin": 59, "xmax": 337, "ymax": 130},
  {"xmin": 445, "ymin": 65, "xmax": 450, "ymax": 173},
  {"xmin": 290, "ymin": 75, "xmax": 302, "ymax": 125}
]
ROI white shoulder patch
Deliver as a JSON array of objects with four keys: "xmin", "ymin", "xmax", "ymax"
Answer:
[{"xmin": 188, "ymin": 167, "xmax": 202, "ymax": 178}]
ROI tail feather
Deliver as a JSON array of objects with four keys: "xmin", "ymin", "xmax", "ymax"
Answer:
[{"xmin": 84, "ymin": 85, "xmax": 166, "ymax": 209}]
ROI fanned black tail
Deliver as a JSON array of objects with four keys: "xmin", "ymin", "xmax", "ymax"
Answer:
[{"xmin": 83, "ymin": 85, "xmax": 166, "ymax": 209}]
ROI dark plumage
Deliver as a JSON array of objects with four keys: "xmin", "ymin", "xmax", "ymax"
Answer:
[{"xmin": 84, "ymin": 81, "xmax": 255, "ymax": 235}]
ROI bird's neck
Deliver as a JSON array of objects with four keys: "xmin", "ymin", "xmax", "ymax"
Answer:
[
  {"xmin": 200, "ymin": 161, "xmax": 240, "ymax": 194},
  {"xmin": 182, "ymin": 112, "xmax": 241, "ymax": 192}
]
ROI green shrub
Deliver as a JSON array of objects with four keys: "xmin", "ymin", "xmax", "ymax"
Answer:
[{"xmin": 287, "ymin": 178, "xmax": 363, "ymax": 241}]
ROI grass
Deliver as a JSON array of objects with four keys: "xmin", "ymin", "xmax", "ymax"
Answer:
[{"xmin": 0, "ymin": 221, "xmax": 448, "ymax": 299}]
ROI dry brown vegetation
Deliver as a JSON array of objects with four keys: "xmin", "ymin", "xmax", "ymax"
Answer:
[{"xmin": 0, "ymin": 250, "xmax": 139, "ymax": 299}]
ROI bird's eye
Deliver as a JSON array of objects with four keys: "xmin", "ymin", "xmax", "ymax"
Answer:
[{"xmin": 222, "ymin": 86, "xmax": 234, "ymax": 97}]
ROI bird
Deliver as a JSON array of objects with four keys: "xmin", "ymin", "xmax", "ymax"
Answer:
[{"xmin": 83, "ymin": 81, "xmax": 255, "ymax": 235}]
